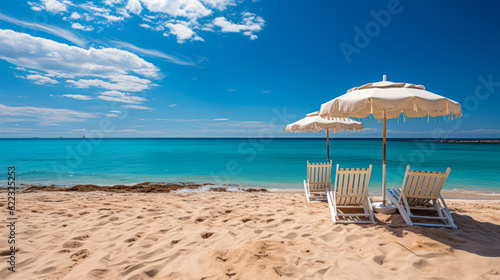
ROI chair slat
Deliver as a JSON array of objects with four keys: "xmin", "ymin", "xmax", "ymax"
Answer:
[
  {"xmin": 402, "ymin": 168, "xmax": 451, "ymax": 199},
  {"xmin": 306, "ymin": 161, "xmax": 332, "ymax": 194}
]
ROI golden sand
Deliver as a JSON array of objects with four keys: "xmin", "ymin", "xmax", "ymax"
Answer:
[{"xmin": 0, "ymin": 191, "xmax": 499, "ymax": 279}]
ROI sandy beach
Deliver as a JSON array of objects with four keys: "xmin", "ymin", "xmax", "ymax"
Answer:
[{"xmin": 0, "ymin": 190, "xmax": 499, "ymax": 280}]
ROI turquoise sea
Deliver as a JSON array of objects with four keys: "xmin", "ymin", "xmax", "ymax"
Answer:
[{"xmin": 1, "ymin": 138, "xmax": 499, "ymax": 194}]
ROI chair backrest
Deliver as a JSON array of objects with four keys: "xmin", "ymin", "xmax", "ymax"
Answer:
[
  {"xmin": 401, "ymin": 165, "xmax": 451, "ymax": 200},
  {"xmin": 334, "ymin": 164, "xmax": 372, "ymax": 201},
  {"xmin": 307, "ymin": 160, "xmax": 332, "ymax": 191}
]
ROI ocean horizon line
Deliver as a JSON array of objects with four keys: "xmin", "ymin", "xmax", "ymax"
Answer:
[{"xmin": 1, "ymin": 137, "xmax": 499, "ymax": 140}]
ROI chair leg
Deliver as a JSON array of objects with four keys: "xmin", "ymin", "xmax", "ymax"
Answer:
[
  {"xmin": 433, "ymin": 199, "xmax": 445, "ymax": 218},
  {"xmin": 303, "ymin": 180, "xmax": 310, "ymax": 202},
  {"xmin": 401, "ymin": 194, "xmax": 413, "ymax": 217},
  {"xmin": 386, "ymin": 189, "xmax": 413, "ymax": 226},
  {"xmin": 326, "ymin": 189, "xmax": 337, "ymax": 224},
  {"xmin": 437, "ymin": 195, "xmax": 457, "ymax": 229},
  {"xmin": 366, "ymin": 196, "xmax": 375, "ymax": 224},
  {"xmin": 439, "ymin": 194, "xmax": 455, "ymax": 223}
]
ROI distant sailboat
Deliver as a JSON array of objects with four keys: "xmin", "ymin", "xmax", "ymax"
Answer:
[{"xmin": 83, "ymin": 134, "xmax": 85, "ymax": 139}]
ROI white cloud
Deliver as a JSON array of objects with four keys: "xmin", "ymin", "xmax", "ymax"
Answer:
[
  {"xmin": 213, "ymin": 13, "xmax": 264, "ymax": 39},
  {"xmin": 28, "ymin": 0, "xmax": 264, "ymax": 43},
  {"xmin": 62, "ymin": 94, "xmax": 93, "ymax": 100},
  {"xmin": 0, "ymin": 11, "xmax": 86, "ymax": 46},
  {"xmin": 261, "ymin": 90, "xmax": 271, "ymax": 93},
  {"xmin": 104, "ymin": 0, "xmax": 123, "ymax": 6},
  {"xmin": 140, "ymin": 0, "xmax": 212, "ymax": 19},
  {"xmin": 106, "ymin": 113, "xmax": 119, "ymax": 118},
  {"xmin": 41, "ymin": 0, "xmax": 68, "ymax": 13},
  {"xmin": 0, "ymin": 29, "xmax": 158, "ymax": 79},
  {"xmin": 97, "ymin": 90, "xmax": 148, "ymax": 104},
  {"xmin": 69, "ymin": 12, "xmax": 81, "ymax": 20},
  {"xmin": 202, "ymin": 0, "xmax": 237, "ymax": 11},
  {"xmin": 71, "ymin": 2, "xmax": 127, "ymax": 24},
  {"xmin": 213, "ymin": 118, "xmax": 228, "ymax": 121},
  {"xmin": 126, "ymin": 0, "xmax": 143, "ymax": 15},
  {"xmin": 165, "ymin": 22, "xmax": 204, "ymax": 43},
  {"xmin": 71, "ymin": 22, "xmax": 94, "ymax": 31},
  {"xmin": 0, "ymin": 29, "xmax": 159, "ymax": 93},
  {"xmin": 23, "ymin": 74, "xmax": 59, "ymax": 85},
  {"xmin": 168, "ymin": 104, "xmax": 178, "ymax": 107},
  {"xmin": 67, "ymin": 75, "xmax": 153, "ymax": 92},
  {"xmin": 0, "ymin": 103, "xmax": 96, "ymax": 125},
  {"xmin": 112, "ymin": 40, "xmax": 196, "ymax": 66},
  {"xmin": 122, "ymin": 104, "xmax": 152, "ymax": 110},
  {"xmin": 102, "ymin": 14, "xmax": 123, "ymax": 22}
]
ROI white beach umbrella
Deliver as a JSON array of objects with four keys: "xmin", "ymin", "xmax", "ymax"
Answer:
[
  {"xmin": 286, "ymin": 112, "xmax": 364, "ymax": 161},
  {"xmin": 319, "ymin": 75, "xmax": 462, "ymax": 209}
]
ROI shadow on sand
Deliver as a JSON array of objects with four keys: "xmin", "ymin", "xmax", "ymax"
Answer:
[{"xmin": 378, "ymin": 210, "xmax": 500, "ymax": 258}]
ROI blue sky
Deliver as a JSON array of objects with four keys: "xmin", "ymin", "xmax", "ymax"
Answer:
[{"xmin": 0, "ymin": 0, "xmax": 499, "ymax": 138}]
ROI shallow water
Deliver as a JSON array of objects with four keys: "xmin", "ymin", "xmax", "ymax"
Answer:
[{"xmin": 1, "ymin": 138, "xmax": 499, "ymax": 193}]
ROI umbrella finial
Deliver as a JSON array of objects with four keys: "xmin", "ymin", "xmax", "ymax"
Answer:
[{"xmin": 383, "ymin": 74, "xmax": 387, "ymax": 81}]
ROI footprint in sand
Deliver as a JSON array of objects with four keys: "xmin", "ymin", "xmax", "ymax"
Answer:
[
  {"xmin": 63, "ymin": 241, "xmax": 84, "ymax": 248},
  {"xmin": 318, "ymin": 232, "xmax": 337, "ymax": 242},
  {"xmin": 485, "ymin": 270, "xmax": 500, "ymax": 276},
  {"xmin": 71, "ymin": 249, "xmax": 90, "ymax": 262},
  {"xmin": 412, "ymin": 259, "xmax": 429, "ymax": 269},
  {"xmin": 72, "ymin": 234, "xmax": 90, "ymax": 241},
  {"xmin": 283, "ymin": 232, "xmax": 298, "ymax": 239},
  {"xmin": 88, "ymin": 269, "xmax": 109, "ymax": 279},
  {"xmin": 372, "ymin": 255, "xmax": 385, "ymax": 265},
  {"xmin": 201, "ymin": 232, "xmax": 214, "ymax": 239},
  {"xmin": 242, "ymin": 218, "xmax": 253, "ymax": 223},
  {"xmin": 121, "ymin": 263, "xmax": 145, "ymax": 276},
  {"xmin": 345, "ymin": 234, "xmax": 362, "ymax": 243},
  {"xmin": 125, "ymin": 233, "xmax": 143, "ymax": 243},
  {"xmin": 216, "ymin": 256, "xmax": 228, "ymax": 262},
  {"xmin": 171, "ymin": 239, "xmax": 181, "ymax": 245},
  {"xmin": 37, "ymin": 266, "xmax": 57, "ymax": 274},
  {"xmin": 145, "ymin": 267, "xmax": 160, "ymax": 277}
]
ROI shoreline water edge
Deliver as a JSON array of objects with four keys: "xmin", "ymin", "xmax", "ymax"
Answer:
[{"xmin": 6, "ymin": 181, "xmax": 500, "ymax": 200}]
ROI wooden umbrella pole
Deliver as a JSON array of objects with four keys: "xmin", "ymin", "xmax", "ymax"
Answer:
[
  {"xmin": 326, "ymin": 130, "xmax": 330, "ymax": 162},
  {"xmin": 382, "ymin": 111, "xmax": 387, "ymax": 206}
]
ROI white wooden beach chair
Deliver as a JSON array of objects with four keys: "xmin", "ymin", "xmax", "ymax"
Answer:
[
  {"xmin": 386, "ymin": 165, "xmax": 457, "ymax": 229},
  {"xmin": 326, "ymin": 164, "xmax": 375, "ymax": 224},
  {"xmin": 303, "ymin": 161, "xmax": 332, "ymax": 202}
]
